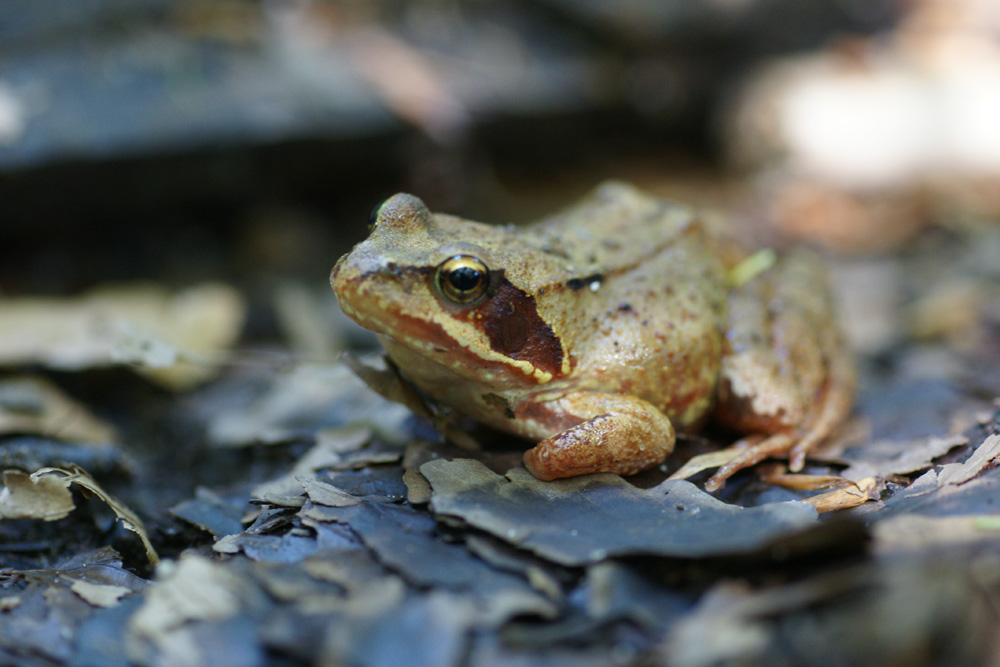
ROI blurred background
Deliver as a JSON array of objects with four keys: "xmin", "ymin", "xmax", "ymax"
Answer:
[
  {"xmin": 1, "ymin": 0, "xmax": 999, "ymax": 356},
  {"xmin": 3, "ymin": 6, "xmax": 1000, "ymax": 663}
]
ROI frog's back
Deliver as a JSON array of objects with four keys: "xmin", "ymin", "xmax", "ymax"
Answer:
[
  {"xmin": 529, "ymin": 182, "xmax": 729, "ymax": 428},
  {"xmin": 524, "ymin": 181, "xmax": 700, "ymax": 271}
]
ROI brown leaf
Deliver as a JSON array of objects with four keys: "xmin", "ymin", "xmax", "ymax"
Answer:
[
  {"xmin": 0, "ymin": 283, "xmax": 245, "ymax": 390},
  {"xmin": 0, "ymin": 376, "xmax": 118, "ymax": 444},
  {"xmin": 66, "ymin": 578, "xmax": 133, "ymax": 608},
  {"xmin": 904, "ymin": 434, "xmax": 1000, "ymax": 497},
  {"xmin": 1, "ymin": 465, "xmax": 158, "ymax": 566},
  {"xmin": 0, "ymin": 469, "xmax": 75, "ymax": 520}
]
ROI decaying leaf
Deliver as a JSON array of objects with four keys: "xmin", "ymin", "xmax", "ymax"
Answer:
[
  {"xmin": 204, "ymin": 363, "xmax": 412, "ymax": 448},
  {"xmin": 662, "ymin": 582, "xmax": 770, "ymax": 666},
  {"xmin": 421, "ymin": 459, "xmax": 818, "ymax": 565},
  {"xmin": 127, "ymin": 554, "xmax": 250, "ymax": 665},
  {"xmin": 67, "ymin": 578, "xmax": 133, "ymax": 608},
  {"xmin": 350, "ymin": 26, "xmax": 469, "ymax": 142},
  {"xmin": 838, "ymin": 433, "xmax": 969, "ymax": 481},
  {"xmin": 801, "ymin": 476, "xmax": 881, "ymax": 514},
  {"xmin": 308, "ymin": 495, "xmax": 558, "ymax": 626},
  {"xmin": 581, "ymin": 561, "xmax": 690, "ymax": 630},
  {"xmin": 0, "ymin": 466, "xmax": 158, "ymax": 566},
  {"xmin": 169, "ymin": 487, "xmax": 248, "ymax": 538},
  {"xmin": 402, "ymin": 467, "xmax": 434, "ymax": 505},
  {"xmin": 341, "ymin": 353, "xmax": 435, "ymax": 422},
  {"xmin": 250, "ymin": 426, "xmax": 373, "ymax": 498},
  {"xmin": 0, "ymin": 283, "xmax": 245, "ymax": 390},
  {"xmin": 903, "ymin": 434, "xmax": 1000, "ymax": 498},
  {"xmin": 0, "ymin": 376, "xmax": 118, "ymax": 444},
  {"xmin": 321, "ymin": 590, "xmax": 473, "ymax": 667},
  {"xmin": 0, "ymin": 436, "xmax": 131, "ymax": 477},
  {"xmin": 299, "ymin": 476, "xmax": 364, "ymax": 508},
  {"xmin": 661, "ymin": 547, "xmax": 1000, "ymax": 666},
  {"xmin": 213, "ymin": 531, "xmax": 320, "ymax": 564},
  {"xmin": 271, "ymin": 282, "xmax": 343, "ymax": 359},
  {"xmin": 0, "ymin": 469, "xmax": 75, "ymax": 520},
  {"xmin": 129, "ymin": 555, "xmax": 244, "ymax": 630}
]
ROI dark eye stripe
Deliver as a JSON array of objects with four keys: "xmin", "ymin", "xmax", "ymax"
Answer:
[{"xmin": 473, "ymin": 278, "xmax": 565, "ymax": 377}]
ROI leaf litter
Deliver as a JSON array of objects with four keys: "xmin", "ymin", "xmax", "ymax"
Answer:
[
  {"xmin": 0, "ymin": 465, "xmax": 159, "ymax": 567},
  {"xmin": 1, "ymin": 212, "xmax": 1000, "ymax": 666},
  {"xmin": 3, "ymin": 397, "xmax": 1000, "ymax": 661},
  {"xmin": 420, "ymin": 459, "xmax": 818, "ymax": 565},
  {"xmin": 4, "ymin": 370, "xmax": 1000, "ymax": 666},
  {"xmin": 0, "ymin": 283, "xmax": 245, "ymax": 390}
]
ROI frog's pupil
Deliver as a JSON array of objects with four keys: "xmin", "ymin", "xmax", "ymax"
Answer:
[{"xmin": 449, "ymin": 266, "xmax": 482, "ymax": 291}]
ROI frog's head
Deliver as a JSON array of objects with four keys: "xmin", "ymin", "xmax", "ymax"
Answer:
[{"xmin": 331, "ymin": 194, "xmax": 569, "ymax": 387}]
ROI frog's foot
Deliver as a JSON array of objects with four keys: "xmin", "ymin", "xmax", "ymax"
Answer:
[
  {"xmin": 522, "ymin": 393, "xmax": 675, "ymax": 481},
  {"xmin": 665, "ymin": 434, "xmax": 785, "ymax": 488},
  {"xmin": 702, "ymin": 434, "xmax": 794, "ymax": 491},
  {"xmin": 687, "ymin": 353, "xmax": 854, "ymax": 491}
]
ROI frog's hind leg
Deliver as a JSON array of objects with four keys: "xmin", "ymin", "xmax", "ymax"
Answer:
[
  {"xmin": 785, "ymin": 349, "xmax": 855, "ymax": 471},
  {"xmin": 702, "ymin": 354, "xmax": 853, "ymax": 491},
  {"xmin": 688, "ymin": 251, "xmax": 855, "ymax": 491},
  {"xmin": 522, "ymin": 392, "xmax": 676, "ymax": 480}
]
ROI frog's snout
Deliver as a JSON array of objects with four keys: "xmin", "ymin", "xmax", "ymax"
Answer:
[{"xmin": 330, "ymin": 254, "xmax": 348, "ymax": 294}]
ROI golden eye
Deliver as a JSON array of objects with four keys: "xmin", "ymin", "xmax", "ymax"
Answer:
[{"xmin": 435, "ymin": 255, "xmax": 490, "ymax": 305}]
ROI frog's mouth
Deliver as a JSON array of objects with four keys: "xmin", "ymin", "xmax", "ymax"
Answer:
[{"xmin": 331, "ymin": 260, "xmax": 451, "ymax": 349}]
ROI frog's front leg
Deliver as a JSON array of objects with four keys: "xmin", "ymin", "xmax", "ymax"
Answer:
[{"xmin": 521, "ymin": 393, "xmax": 676, "ymax": 480}]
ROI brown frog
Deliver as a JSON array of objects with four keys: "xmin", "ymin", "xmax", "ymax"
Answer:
[{"xmin": 330, "ymin": 182, "xmax": 854, "ymax": 490}]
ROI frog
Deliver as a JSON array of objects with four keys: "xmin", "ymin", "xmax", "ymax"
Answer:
[{"xmin": 330, "ymin": 181, "xmax": 854, "ymax": 490}]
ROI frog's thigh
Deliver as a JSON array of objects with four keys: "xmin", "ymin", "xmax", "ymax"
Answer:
[
  {"xmin": 714, "ymin": 251, "xmax": 854, "ymax": 475},
  {"xmin": 523, "ymin": 393, "xmax": 675, "ymax": 481}
]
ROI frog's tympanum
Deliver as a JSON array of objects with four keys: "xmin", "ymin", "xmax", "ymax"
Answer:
[{"xmin": 331, "ymin": 182, "xmax": 854, "ymax": 490}]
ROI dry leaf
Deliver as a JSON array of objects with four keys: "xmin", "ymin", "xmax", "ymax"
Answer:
[
  {"xmin": 298, "ymin": 476, "xmax": 362, "ymax": 508},
  {"xmin": 0, "ymin": 469, "xmax": 75, "ymax": 520},
  {"xmin": 130, "ymin": 555, "xmax": 243, "ymax": 632},
  {"xmin": 0, "ymin": 283, "xmax": 245, "ymax": 390},
  {"xmin": 271, "ymin": 282, "xmax": 341, "ymax": 358},
  {"xmin": 351, "ymin": 27, "xmax": 469, "ymax": 142},
  {"xmin": 205, "ymin": 362, "xmax": 411, "ymax": 448},
  {"xmin": 128, "ymin": 554, "xmax": 246, "ymax": 664},
  {"xmin": 839, "ymin": 434, "xmax": 968, "ymax": 482},
  {"xmin": 904, "ymin": 434, "xmax": 1000, "ymax": 497},
  {"xmin": 0, "ymin": 465, "xmax": 158, "ymax": 566},
  {"xmin": 801, "ymin": 477, "xmax": 881, "ymax": 514},
  {"xmin": 422, "ymin": 459, "xmax": 817, "ymax": 565},
  {"xmin": 250, "ymin": 426, "xmax": 371, "ymax": 498},
  {"xmin": 662, "ymin": 582, "xmax": 769, "ymax": 666},
  {"xmin": 0, "ymin": 376, "xmax": 118, "ymax": 444},
  {"xmin": 67, "ymin": 578, "xmax": 133, "ymax": 608},
  {"xmin": 342, "ymin": 353, "xmax": 434, "ymax": 422},
  {"xmin": 935, "ymin": 434, "xmax": 1000, "ymax": 487}
]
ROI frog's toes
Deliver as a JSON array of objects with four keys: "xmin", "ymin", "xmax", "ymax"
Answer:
[{"xmin": 523, "ymin": 393, "xmax": 675, "ymax": 480}]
